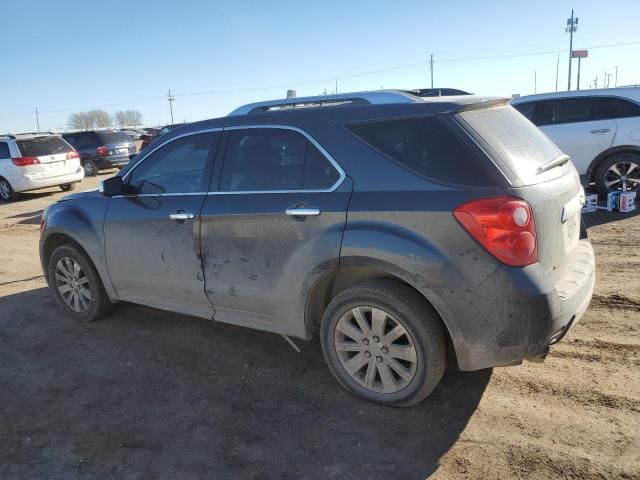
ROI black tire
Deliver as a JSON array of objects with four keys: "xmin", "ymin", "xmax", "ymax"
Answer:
[
  {"xmin": 594, "ymin": 152, "xmax": 640, "ymax": 197},
  {"xmin": 47, "ymin": 244, "xmax": 112, "ymax": 322},
  {"xmin": 82, "ymin": 159, "xmax": 97, "ymax": 177},
  {"xmin": 0, "ymin": 177, "xmax": 18, "ymax": 202},
  {"xmin": 59, "ymin": 183, "xmax": 76, "ymax": 192},
  {"xmin": 320, "ymin": 279, "xmax": 446, "ymax": 407}
]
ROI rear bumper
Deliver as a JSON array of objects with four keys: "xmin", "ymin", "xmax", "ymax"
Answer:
[
  {"xmin": 433, "ymin": 239, "xmax": 596, "ymax": 371},
  {"xmin": 7, "ymin": 167, "xmax": 85, "ymax": 193},
  {"xmin": 95, "ymin": 155, "xmax": 130, "ymax": 169}
]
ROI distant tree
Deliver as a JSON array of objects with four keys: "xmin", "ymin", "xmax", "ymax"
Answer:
[
  {"xmin": 67, "ymin": 112, "xmax": 94, "ymax": 130},
  {"xmin": 89, "ymin": 109, "xmax": 112, "ymax": 128},
  {"xmin": 114, "ymin": 109, "xmax": 143, "ymax": 127}
]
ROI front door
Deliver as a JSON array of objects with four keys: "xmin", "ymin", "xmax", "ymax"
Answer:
[
  {"xmin": 104, "ymin": 130, "xmax": 221, "ymax": 319},
  {"xmin": 200, "ymin": 126, "xmax": 351, "ymax": 338}
]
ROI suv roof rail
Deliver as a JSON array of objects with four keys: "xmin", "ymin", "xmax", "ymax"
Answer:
[
  {"xmin": 10, "ymin": 131, "xmax": 59, "ymax": 138},
  {"xmin": 228, "ymin": 90, "xmax": 422, "ymax": 116},
  {"xmin": 0, "ymin": 134, "xmax": 16, "ymax": 139}
]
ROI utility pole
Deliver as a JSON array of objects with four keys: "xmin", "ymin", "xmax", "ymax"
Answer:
[
  {"xmin": 593, "ymin": 76, "xmax": 598, "ymax": 89},
  {"xmin": 605, "ymin": 72, "xmax": 612, "ymax": 88},
  {"xmin": 167, "ymin": 89, "xmax": 175, "ymax": 123},
  {"xmin": 565, "ymin": 10, "xmax": 578, "ymax": 91},
  {"xmin": 615, "ymin": 66, "xmax": 618, "ymax": 87},
  {"xmin": 335, "ymin": 78, "xmax": 338, "ymax": 94},
  {"xmin": 577, "ymin": 57, "xmax": 581, "ymax": 90},
  {"xmin": 555, "ymin": 54, "xmax": 560, "ymax": 92},
  {"xmin": 429, "ymin": 53, "xmax": 434, "ymax": 88},
  {"xmin": 35, "ymin": 107, "xmax": 40, "ymax": 132},
  {"xmin": 534, "ymin": 71, "xmax": 537, "ymax": 94}
]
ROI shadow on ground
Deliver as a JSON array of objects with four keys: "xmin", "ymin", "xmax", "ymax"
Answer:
[
  {"xmin": 7, "ymin": 210, "xmax": 43, "ymax": 225},
  {"xmin": 583, "ymin": 207, "xmax": 639, "ymax": 229},
  {"xmin": 0, "ymin": 288, "xmax": 491, "ymax": 480}
]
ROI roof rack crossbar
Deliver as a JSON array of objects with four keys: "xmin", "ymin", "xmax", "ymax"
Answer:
[{"xmin": 228, "ymin": 90, "xmax": 421, "ymax": 116}]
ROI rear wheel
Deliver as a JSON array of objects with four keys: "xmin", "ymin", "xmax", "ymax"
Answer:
[
  {"xmin": 595, "ymin": 153, "xmax": 640, "ymax": 196},
  {"xmin": 82, "ymin": 159, "xmax": 97, "ymax": 177},
  {"xmin": 0, "ymin": 178, "xmax": 17, "ymax": 202},
  {"xmin": 320, "ymin": 279, "xmax": 446, "ymax": 407},
  {"xmin": 59, "ymin": 183, "xmax": 76, "ymax": 192},
  {"xmin": 47, "ymin": 244, "xmax": 112, "ymax": 322}
]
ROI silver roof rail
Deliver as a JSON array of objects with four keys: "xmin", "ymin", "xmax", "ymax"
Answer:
[{"xmin": 228, "ymin": 90, "xmax": 422, "ymax": 116}]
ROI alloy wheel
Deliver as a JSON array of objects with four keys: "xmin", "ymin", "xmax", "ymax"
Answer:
[
  {"xmin": 0, "ymin": 180, "xmax": 11, "ymax": 200},
  {"xmin": 334, "ymin": 306, "xmax": 418, "ymax": 394},
  {"xmin": 54, "ymin": 257, "xmax": 91, "ymax": 313},
  {"xmin": 604, "ymin": 160, "xmax": 640, "ymax": 192},
  {"xmin": 83, "ymin": 161, "xmax": 96, "ymax": 176}
]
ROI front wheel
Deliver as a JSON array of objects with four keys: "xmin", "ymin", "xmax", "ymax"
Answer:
[
  {"xmin": 0, "ymin": 178, "xmax": 17, "ymax": 202},
  {"xmin": 47, "ymin": 244, "xmax": 112, "ymax": 322},
  {"xmin": 595, "ymin": 153, "xmax": 640, "ymax": 196},
  {"xmin": 320, "ymin": 279, "xmax": 446, "ymax": 407}
]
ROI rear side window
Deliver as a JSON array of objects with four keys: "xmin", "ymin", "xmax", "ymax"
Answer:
[
  {"xmin": 98, "ymin": 131, "xmax": 131, "ymax": 144},
  {"xmin": 220, "ymin": 128, "xmax": 340, "ymax": 192},
  {"xmin": 346, "ymin": 116, "xmax": 491, "ymax": 186},
  {"xmin": 17, "ymin": 137, "xmax": 73, "ymax": 157},
  {"xmin": 459, "ymin": 106, "xmax": 563, "ymax": 185},
  {"xmin": 0, "ymin": 142, "xmax": 10, "ymax": 158}
]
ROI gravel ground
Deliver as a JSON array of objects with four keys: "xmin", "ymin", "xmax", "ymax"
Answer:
[{"xmin": 1, "ymin": 173, "xmax": 638, "ymax": 479}]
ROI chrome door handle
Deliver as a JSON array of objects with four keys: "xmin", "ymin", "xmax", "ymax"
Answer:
[
  {"xmin": 590, "ymin": 128, "xmax": 610, "ymax": 134},
  {"xmin": 169, "ymin": 212, "xmax": 195, "ymax": 221},
  {"xmin": 285, "ymin": 208, "xmax": 321, "ymax": 217}
]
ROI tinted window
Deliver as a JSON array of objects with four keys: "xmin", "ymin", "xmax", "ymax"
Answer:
[
  {"xmin": 220, "ymin": 128, "xmax": 340, "ymax": 192},
  {"xmin": 0, "ymin": 142, "xmax": 10, "ymax": 158},
  {"xmin": 459, "ymin": 106, "xmax": 563, "ymax": 186},
  {"xmin": 346, "ymin": 116, "xmax": 491, "ymax": 185},
  {"xmin": 601, "ymin": 97, "xmax": 640, "ymax": 118},
  {"xmin": 516, "ymin": 96, "xmax": 640, "ymax": 126},
  {"xmin": 128, "ymin": 132, "xmax": 217, "ymax": 194},
  {"xmin": 64, "ymin": 132, "xmax": 99, "ymax": 150},
  {"xmin": 17, "ymin": 137, "xmax": 73, "ymax": 157},
  {"xmin": 98, "ymin": 131, "xmax": 131, "ymax": 144}
]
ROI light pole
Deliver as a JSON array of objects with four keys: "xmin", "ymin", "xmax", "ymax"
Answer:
[
  {"xmin": 167, "ymin": 89, "xmax": 175, "ymax": 123},
  {"xmin": 566, "ymin": 10, "xmax": 578, "ymax": 91},
  {"xmin": 555, "ymin": 54, "xmax": 560, "ymax": 92}
]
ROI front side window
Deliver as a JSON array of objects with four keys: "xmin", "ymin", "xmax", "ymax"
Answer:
[
  {"xmin": 127, "ymin": 132, "xmax": 218, "ymax": 194},
  {"xmin": 220, "ymin": 128, "xmax": 340, "ymax": 192}
]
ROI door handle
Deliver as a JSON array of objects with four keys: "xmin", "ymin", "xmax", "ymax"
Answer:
[
  {"xmin": 169, "ymin": 212, "xmax": 195, "ymax": 221},
  {"xmin": 285, "ymin": 208, "xmax": 321, "ymax": 217},
  {"xmin": 590, "ymin": 128, "xmax": 611, "ymax": 134}
]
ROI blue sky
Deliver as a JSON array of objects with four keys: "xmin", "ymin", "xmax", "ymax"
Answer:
[{"xmin": 2, "ymin": 0, "xmax": 639, "ymax": 132}]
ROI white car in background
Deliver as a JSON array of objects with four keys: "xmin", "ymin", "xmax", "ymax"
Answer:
[
  {"xmin": 512, "ymin": 87, "xmax": 640, "ymax": 195},
  {"xmin": 0, "ymin": 133, "xmax": 84, "ymax": 202}
]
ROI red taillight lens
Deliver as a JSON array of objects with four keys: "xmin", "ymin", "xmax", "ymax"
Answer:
[
  {"xmin": 66, "ymin": 150, "xmax": 79, "ymax": 159},
  {"xmin": 96, "ymin": 146, "xmax": 108, "ymax": 156},
  {"xmin": 453, "ymin": 197, "xmax": 537, "ymax": 267},
  {"xmin": 11, "ymin": 157, "xmax": 40, "ymax": 166}
]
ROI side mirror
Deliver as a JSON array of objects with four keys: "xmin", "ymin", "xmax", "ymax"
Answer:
[{"xmin": 100, "ymin": 176, "xmax": 125, "ymax": 197}]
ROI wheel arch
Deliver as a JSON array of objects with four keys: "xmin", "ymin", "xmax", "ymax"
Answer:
[{"xmin": 586, "ymin": 145, "xmax": 640, "ymax": 183}]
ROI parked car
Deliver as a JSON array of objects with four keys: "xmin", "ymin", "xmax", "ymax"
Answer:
[
  {"xmin": 119, "ymin": 129, "xmax": 141, "ymax": 141},
  {"xmin": 0, "ymin": 133, "xmax": 83, "ymax": 202},
  {"xmin": 512, "ymin": 87, "xmax": 640, "ymax": 195},
  {"xmin": 139, "ymin": 124, "xmax": 182, "ymax": 150},
  {"xmin": 40, "ymin": 91, "xmax": 595, "ymax": 406},
  {"xmin": 62, "ymin": 130, "xmax": 136, "ymax": 176}
]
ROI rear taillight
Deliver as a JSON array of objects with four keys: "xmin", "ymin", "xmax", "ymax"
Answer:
[
  {"xmin": 96, "ymin": 146, "xmax": 108, "ymax": 156},
  {"xmin": 11, "ymin": 157, "xmax": 40, "ymax": 166},
  {"xmin": 66, "ymin": 151, "xmax": 79, "ymax": 159},
  {"xmin": 453, "ymin": 196, "xmax": 537, "ymax": 267}
]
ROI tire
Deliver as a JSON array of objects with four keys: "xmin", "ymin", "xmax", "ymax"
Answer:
[
  {"xmin": 59, "ymin": 183, "xmax": 76, "ymax": 192},
  {"xmin": 82, "ymin": 159, "xmax": 97, "ymax": 177},
  {"xmin": 594, "ymin": 152, "xmax": 640, "ymax": 197},
  {"xmin": 0, "ymin": 177, "xmax": 18, "ymax": 202},
  {"xmin": 47, "ymin": 244, "xmax": 112, "ymax": 322},
  {"xmin": 320, "ymin": 279, "xmax": 446, "ymax": 407}
]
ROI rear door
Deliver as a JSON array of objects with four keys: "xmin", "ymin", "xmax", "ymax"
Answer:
[
  {"xmin": 104, "ymin": 130, "xmax": 220, "ymax": 319},
  {"xmin": 515, "ymin": 97, "xmax": 616, "ymax": 175},
  {"xmin": 200, "ymin": 126, "xmax": 351, "ymax": 338},
  {"xmin": 16, "ymin": 136, "xmax": 78, "ymax": 176}
]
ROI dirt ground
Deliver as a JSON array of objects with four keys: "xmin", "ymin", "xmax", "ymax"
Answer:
[{"xmin": 0, "ymin": 172, "xmax": 638, "ymax": 480}]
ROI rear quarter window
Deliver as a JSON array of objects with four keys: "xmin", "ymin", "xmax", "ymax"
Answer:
[
  {"xmin": 345, "ymin": 116, "xmax": 493, "ymax": 186},
  {"xmin": 17, "ymin": 137, "xmax": 73, "ymax": 157}
]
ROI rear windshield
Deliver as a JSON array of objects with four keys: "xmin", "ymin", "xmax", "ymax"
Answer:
[
  {"xmin": 458, "ymin": 106, "xmax": 563, "ymax": 185},
  {"xmin": 17, "ymin": 137, "xmax": 72, "ymax": 157},
  {"xmin": 346, "ymin": 116, "xmax": 492, "ymax": 186},
  {"xmin": 98, "ymin": 131, "xmax": 131, "ymax": 144}
]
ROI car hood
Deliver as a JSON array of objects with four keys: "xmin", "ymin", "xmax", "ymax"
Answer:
[{"xmin": 60, "ymin": 189, "xmax": 101, "ymax": 202}]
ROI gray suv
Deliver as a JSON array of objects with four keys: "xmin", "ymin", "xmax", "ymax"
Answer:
[{"xmin": 39, "ymin": 91, "xmax": 595, "ymax": 406}]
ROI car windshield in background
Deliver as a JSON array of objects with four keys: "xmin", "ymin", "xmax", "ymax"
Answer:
[
  {"xmin": 458, "ymin": 106, "xmax": 563, "ymax": 186},
  {"xmin": 17, "ymin": 137, "xmax": 72, "ymax": 157},
  {"xmin": 98, "ymin": 131, "xmax": 131, "ymax": 144}
]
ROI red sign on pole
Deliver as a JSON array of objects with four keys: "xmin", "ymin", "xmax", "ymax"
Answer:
[{"xmin": 572, "ymin": 50, "xmax": 589, "ymax": 58}]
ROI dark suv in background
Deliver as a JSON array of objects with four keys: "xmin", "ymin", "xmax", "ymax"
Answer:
[
  {"xmin": 62, "ymin": 130, "xmax": 136, "ymax": 176},
  {"xmin": 40, "ymin": 91, "xmax": 595, "ymax": 406}
]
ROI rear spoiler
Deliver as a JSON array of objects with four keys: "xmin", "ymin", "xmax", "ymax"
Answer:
[{"xmin": 453, "ymin": 97, "xmax": 510, "ymax": 113}]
